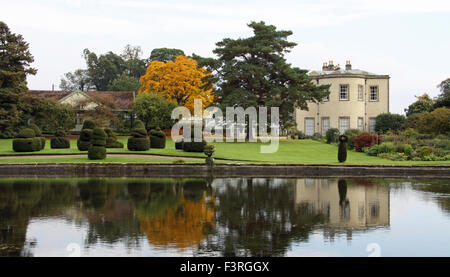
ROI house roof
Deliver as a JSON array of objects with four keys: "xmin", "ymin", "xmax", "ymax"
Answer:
[
  {"xmin": 28, "ymin": 90, "xmax": 135, "ymax": 110},
  {"xmin": 309, "ymin": 69, "xmax": 389, "ymax": 79}
]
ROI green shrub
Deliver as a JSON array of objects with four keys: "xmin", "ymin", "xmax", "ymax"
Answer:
[
  {"xmin": 77, "ymin": 129, "xmax": 93, "ymax": 151},
  {"xmin": 51, "ymin": 137, "xmax": 70, "ymax": 148},
  {"xmin": 131, "ymin": 128, "xmax": 147, "ymax": 138},
  {"xmin": 416, "ymin": 146, "xmax": 434, "ymax": 157},
  {"xmin": 17, "ymin": 128, "xmax": 35, "ymax": 138},
  {"xmin": 29, "ymin": 124, "xmax": 42, "ymax": 137},
  {"xmin": 326, "ymin": 128, "xmax": 340, "ymax": 144},
  {"xmin": 378, "ymin": 142, "xmax": 395, "ymax": 153},
  {"xmin": 402, "ymin": 144, "xmax": 413, "ymax": 157},
  {"xmin": 88, "ymin": 145, "xmax": 107, "ymax": 160},
  {"xmin": 38, "ymin": 137, "xmax": 46, "ymax": 150},
  {"xmin": 297, "ymin": 131, "xmax": 306, "ymax": 139},
  {"xmin": 367, "ymin": 145, "xmax": 380, "ymax": 156},
  {"xmin": 91, "ymin": 128, "xmax": 107, "ymax": 146},
  {"xmin": 345, "ymin": 129, "xmax": 363, "ymax": 149},
  {"xmin": 55, "ymin": 129, "xmax": 66, "ymax": 137},
  {"xmin": 175, "ymin": 139, "xmax": 183, "ymax": 150},
  {"xmin": 127, "ymin": 137, "xmax": 150, "ymax": 151},
  {"xmin": 88, "ymin": 128, "xmax": 107, "ymax": 160},
  {"xmin": 150, "ymin": 129, "xmax": 166, "ymax": 148},
  {"xmin": 12, "ymin": 138, "xmax": 41, "ymax": 152},
  {"xmin": 183, "ymin": 139, "xmax": 206, "ymax": 152},
  {"xmin": 338, "ymin": 135, "xmax": 348, "ymax": 162},
  {"xmin": 105, "ymin": 128, "xmax": 124, "ymax": 148},
  {"xmin": 82, "ymin": 120, "xmax": 96, "ymax": 130}
]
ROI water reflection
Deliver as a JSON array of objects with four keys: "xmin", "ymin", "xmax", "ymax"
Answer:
[{"xmin": 0, "ymin": 177, "xmax": 448, "ymax": 257}]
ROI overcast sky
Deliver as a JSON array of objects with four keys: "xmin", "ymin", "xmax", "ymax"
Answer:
[{"xmin": 2, "ymin": 0, "xmax": 449, "ymax": 114}]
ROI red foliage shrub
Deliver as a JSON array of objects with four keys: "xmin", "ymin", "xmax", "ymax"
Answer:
[{"xmin": 352, "ymin": 133, "xmax": 382, "ymax": 152}]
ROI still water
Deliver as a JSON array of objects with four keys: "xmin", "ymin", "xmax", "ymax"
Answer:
[{"xmin": 0, "ymin": 177, "xmax": 449, "ymax": 257}]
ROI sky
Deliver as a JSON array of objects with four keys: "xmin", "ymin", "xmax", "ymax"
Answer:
[{"xmin": 2, "ymin": 0, "xmax": 450, "ymax": 114}]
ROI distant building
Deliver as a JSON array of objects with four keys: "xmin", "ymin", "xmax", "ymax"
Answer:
[
  {"xmin": 28, "ymin": 90, "xmax": 135, "ymax": 131},
  {"xmin": 296, "ymin": 61, "xmax": 389, "ymax": 135}
]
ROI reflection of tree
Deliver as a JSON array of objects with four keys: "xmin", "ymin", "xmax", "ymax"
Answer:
[
  {"xmin": 78, "ymin": 179, "xmax": 109, "ymax": 210},
  {"xmin": 131, "ymin": 178, "xmax": 215, "ymax": 249},
  {"xmin": 139, "ymin": 194, "xmax": 215, "ymax": 249},
  {"xmin": 0, "ymin": 179, "xmax": 78, "ymax": 256},
  {"xmin": 201, "ymin": 179, "xmax": 326, "ymax": 257}
]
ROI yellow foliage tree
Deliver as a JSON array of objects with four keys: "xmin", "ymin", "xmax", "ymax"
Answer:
[{"xmin": 138, "ymin": 55, "xmax": 214, "ymax": 112}]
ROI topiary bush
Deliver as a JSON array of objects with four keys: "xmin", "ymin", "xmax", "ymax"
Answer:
[
  {"xmin": 182, "ymin": 137, "xmax": 206, "ymax": 152},
  {"xmin": 105, "ymin": 128, "xmax": 124, "ymax": 148},
  {"xmin": 326, "ymin": 128, "xmax": 340, "ymax": 144},
  {"xmin": 150, "ymin": 129, "xmax": 166, "ymax": 149},
  {"xmin": 77, "ymin": 121, "xmax": 96, "ymax": 151},
  {"xmin": 338, "ymin": 135, "xmax": 348, "ymax": 163},
  {"xmin": 127, "ymin": 120, "xmax": 150, "ymax": 151},
  {"xmin": 175, "ymin": 138, "xmax": 183, "ymax": 150},
  {"xmin": 88, "ymin": 127, "xmax": 107, "ymax": 160},
  {"xmin": 50, "ymin": 128, "xmax": 70, "ymax": 149},
  {"xmin": 12, "ymin": 128, "xmax": 41, "ymax": 152},
  {"xmin": 28, "ymin": 124, "xmax": 45, "ymax": 150}
]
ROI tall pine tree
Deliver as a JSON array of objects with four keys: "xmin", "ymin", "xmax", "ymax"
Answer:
[
  {"xmin": 0, "ymin": 21, "xmax": 36, "ymax": 133},
  {"xmin": 194, "ymin": 21, "xmax": 330, "ymax": 129}
]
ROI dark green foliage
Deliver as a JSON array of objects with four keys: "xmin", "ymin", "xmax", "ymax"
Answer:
[
  {"xmin": 88, "ymin": 128, "xmax": 107, "ymax": 160},
  {"xmin": 375, "ymin": 113, "xmax": 406, "ymax": 133},
  {"xmin": 55, "ymin": 128, "xmax": 66, "ymax": 137},
  {"xmin": 326, "ymin": 128, "xmax": 340, "ymax": 144},
  {"xmin": 77, "ymin": 129, "xmax": 92, "ymax": 151},
  {"xmin": 105, "ymin": 128, "xmax": 124, "ymax": 148},
  {"xmin": 134, "ymin": 93, "xmax": 177, "ymax": 130},
  {"xmin": 127, "ymin": 137, "xmax": 150, "ymax": 151},
  {"xmin": 29, "ymin": 124, "xmax": 42, "ymax": 137},
  {"xmin": 17, "ymin": 128, "xmax": 35, "ymax": 138},
  {"xmin": 12, "ymin": 138, "xmax": 41, "ymax": 152},
  {"xmin": 193, "ymin": 21, "xmax": 330, "ymax": 128},
  {"xmin": 150, "ymin": 129, "xmax": 166, "ymax": 148},
  {"xmin": 131, "ymin": 128, "xmax": 147, "ymax": 138},
  {"xmin": 127, "ymin": 120, "xmax": 149, "ymax": 151},
  {"xmin": 88, "ymin": 145, "xmax": 107, "ymax": 160},
  {"xmin": 50, "ymin": 137, "xmax": 70, "ymax": 149},
  {"xmin": 0, "ymin": 22, "xmax": 37, "ymax": 133},
  {"xmin": 38, "ymin": 137, "xmax": 46, "ymax": 150},
  {"xmin": 149, "ymin": 48, "xmax": 185, "ymax": 62},
  {"xmin": 338, "ymin": 135, "xmax": 348, "ymax": 163},
  {"xmin": 344, "ymin": 129, "xmax": 363, "ymax": 149},
  {"xmin": 91, "ymin": 128, "xmax": 107, "ymax": 146},
  {"xmin": 175, "ymin": 139, "xmax": 183, "ymax": 150},
  {"xmin": 82, "ymin": 120, "xmax": 96, "ymax": 130},
  {"xmin": 182, "ymin": 139, "xmax": 206, "ymax": 152}
]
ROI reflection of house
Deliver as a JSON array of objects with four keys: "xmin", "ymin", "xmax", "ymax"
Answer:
[
  {"xmin": 29, "ymin": 90, "xmax": 135, "ymax": 131},
  {"xmin": 294, "ymin": 178, "xmax": 389, "ymax": 240}
]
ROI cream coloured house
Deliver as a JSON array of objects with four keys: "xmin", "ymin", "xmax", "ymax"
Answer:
[{"xmin": 296, "ymin": 61, "xmax": 389, "ymax": 135}]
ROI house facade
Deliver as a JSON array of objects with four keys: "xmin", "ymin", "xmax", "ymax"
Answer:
[
  {"xmin": 295, "ymin": 61, "xmax": 389, "ymax": 135},
  {"xmin": 29, "ymin": 90, "xmax": 135, "ymax": 131}
]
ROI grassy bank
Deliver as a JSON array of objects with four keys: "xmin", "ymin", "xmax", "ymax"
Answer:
[{"xmin": 0, "ymin": 138, "xmax": 449, "ymax": 165}]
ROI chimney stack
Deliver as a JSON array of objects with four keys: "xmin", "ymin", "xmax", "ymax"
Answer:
[
  {"xmin": 345, "ymin": 60, "xmax": 352, "ymax": 70},
  {"xmin": 322, "ymin": 62, "xmax": 328, "ymax": 70}
]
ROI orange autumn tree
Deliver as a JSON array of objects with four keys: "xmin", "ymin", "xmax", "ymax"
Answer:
[{"xmin": 138, "ymin": 55, "xmax": 214, "ymax": 112}]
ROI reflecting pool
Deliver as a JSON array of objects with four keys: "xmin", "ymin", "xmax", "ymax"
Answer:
[{"xmin": 0, "ymin": 177, "xmax": 449, "ymax": 257}]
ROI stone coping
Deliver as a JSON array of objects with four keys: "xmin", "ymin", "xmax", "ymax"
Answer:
[{"xmin": 0, "ymin": 163, "xmax": 448, "ymax": 178}]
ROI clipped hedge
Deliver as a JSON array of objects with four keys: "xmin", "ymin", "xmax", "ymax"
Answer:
[
  {"xmin": 88, "ymin": 128, "xmax": 107, "ymax": 160},
  {"xmin": 88, "ymin": 145, "xmax": 107, "ymax": 160},
  {"xmin": 13, "ymin": 138, "xmax": 42, "ymax": 152},
  {"xmin": 175, "ymin": 139, "xmax": 183, "ymax": 150},
  {"xmin": 127, "ymin": 120, "xmax": 150, "ymax": 151},
  {"xmin": 150, "ymin": 129, "xmax": 166, "ymax": 149},
  {"xmin": 29, "ymin": 124, "xmax": 42, "ymax": 137},
  {"xmin": 105, "ymin": 128, "xmax": 124, "ymax": 148},
  {"xmin": 77, "ymin": 129, "xmax": 93, "ymax": 151},
  {"xmin": 182, "ymin": 139, "xmax": 206, "ymax": 152},
  {"xmin": 128, "ymin": 137, "xmax": 150, "ymax": 151},
  {"xmin": 51, "ymin": 137, "xmax": 70, "ymax": 149},
  {"xmin": 82, "ymin": 120, "xmax": 96, "ymax": 130}
]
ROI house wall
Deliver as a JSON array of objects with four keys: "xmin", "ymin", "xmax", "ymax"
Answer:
[{"xmin": 295, "ymin": 75, "xmax": 389, "ymax": 134}]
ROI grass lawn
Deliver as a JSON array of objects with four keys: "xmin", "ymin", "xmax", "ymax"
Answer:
[{"xmin": 0, "ymin": 138, "xmax": 449, "ymax": 166}]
